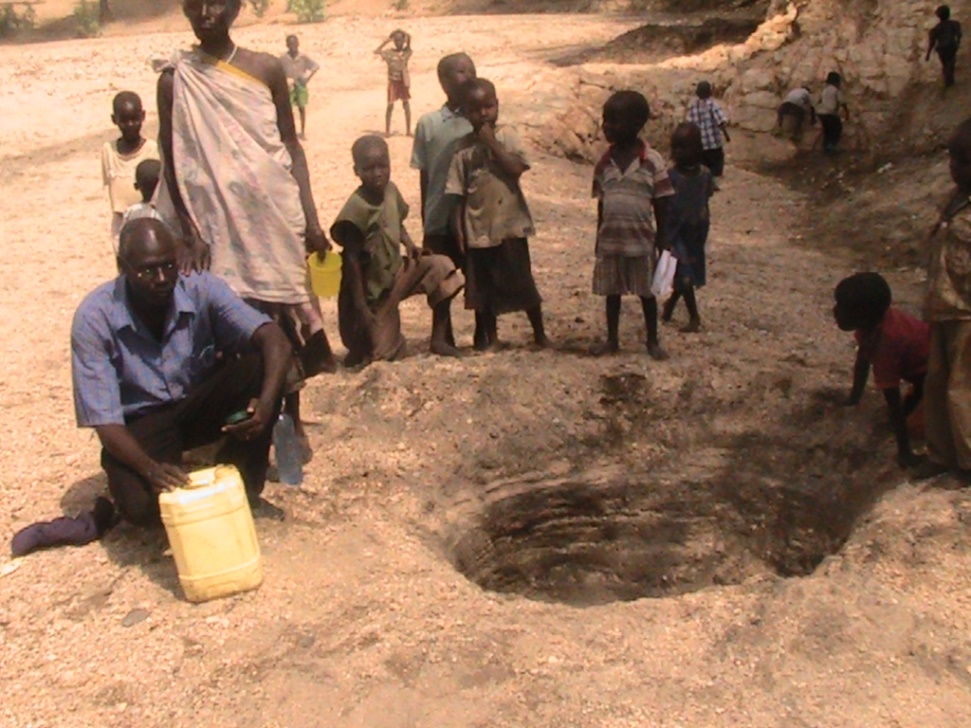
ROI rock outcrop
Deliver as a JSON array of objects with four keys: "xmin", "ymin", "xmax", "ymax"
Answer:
[{"xmin": 537, "ymin": 0, "xmax": 960, "ymax": 165}]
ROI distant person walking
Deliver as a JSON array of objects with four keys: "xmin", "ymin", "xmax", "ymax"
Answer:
[
  {"xmin": 280, "ymin": 34, "xmax": 320, "ymax": 139},
  {"xmin": 686, "ymin": 81, "xmax": 730, "ymax": 178},
  {"xmin": 818, "ymin": 72, "xmax": 849, "ymax": 153},
  {"xmin": 926, "ymin": 5, "xmax": 962, "ymax": 88}
]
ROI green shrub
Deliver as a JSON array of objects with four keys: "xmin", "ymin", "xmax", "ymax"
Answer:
[
  {"xmin": 74, "ymin": 0, "xmax": 101, "ymax": 38},
  {"xmin": 248, "ymin": 0, "xmax": 271, "ymax": 17},
  {"xmin": 287, "ymin": 0, "xmax": 325, "ymax": 23},
  {"xmin": 0, "ymin": 4, "xmax": 36, "ymax": 38},
  {"xmin": 392, "ymin": 0, "xmax": 409, "ymax": 9}
]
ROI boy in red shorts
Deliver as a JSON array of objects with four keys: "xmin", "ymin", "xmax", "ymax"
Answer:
[
  {"xmin": 375, "ymin": 29, "xmax": 413, "ymax": 137},
  {"xmin": 834, "ymin": 272, "xmax": 930, "ymax": 468}
]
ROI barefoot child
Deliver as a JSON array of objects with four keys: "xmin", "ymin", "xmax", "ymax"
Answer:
[
  {"xmin": 411, "ymin": 52, "xmax": 476, "ymax": 345},
  {"xmin": 101, "ymin": 91, "xmax": 158, "ymax": 252},
  {"xmin": 592, "ymin": 90, "xmax": 674, "ymax": 359},
  {"xmin": 834, "ymin": 272, "xmax": 929, "ymax": 469},
  {"xmin": 918, "ymin": 118, "xmax": 971, "ymax": 478},
  {"xmin": 375, "ymin": 30, "xmax": 413, "ymax": 136},
  {"xmin": 662, "ymin": 122, "xmax": 715, "ymax": 333},
  {"xmin": 331, "ymin": 135, "xmax": 465, "ymax": 366},
  {"xmin": 121, "ymin": 159, "xmax": 164, "ymax": 230},
  {"xmin": 280, "ymin": 34, "xmax": 320, "ymax": 139},
  {"xmin": 446, "ymin": 79, "xmax": 548, "ymax": 350}
]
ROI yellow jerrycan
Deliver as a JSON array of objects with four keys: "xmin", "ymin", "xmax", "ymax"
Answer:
[{"xmin": 159, "ymin": 465, "xmax": 264, "ymax": 603}]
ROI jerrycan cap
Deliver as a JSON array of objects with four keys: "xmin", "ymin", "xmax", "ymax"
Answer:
[
  {"xmin": 185, "ymin": 465, "xmax": 238, "ymax": 490},
  {"xmin": 186, "ymin": 469, "xmax": 215, "ymax": 489}
]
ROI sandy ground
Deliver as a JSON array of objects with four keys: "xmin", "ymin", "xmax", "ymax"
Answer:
[{"xmin": 2, "ymin": 11, "xmax": 971, "ymax": 728}]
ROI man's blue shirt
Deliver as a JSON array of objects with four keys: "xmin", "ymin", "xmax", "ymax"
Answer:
[{"xmin": 71, "ymin": 272, "xmax": 271, "ymax": 427}]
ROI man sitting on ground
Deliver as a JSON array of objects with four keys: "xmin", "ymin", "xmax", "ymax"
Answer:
[{"xmin": 71, "ymin": 219, "xmax": 292, "ymax": 526}]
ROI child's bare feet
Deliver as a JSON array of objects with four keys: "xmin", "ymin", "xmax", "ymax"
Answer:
[
  {"xmin": 300, "ymin": 330, "xmax": 337, "ymax": 376},
  {"xmin": 910, "ymin": 459, "xmax": 949, "ymax": 480},
  {"xmin": 680, "ymin": 317, "xmax": 701, "ymax": 333},
  {"xmin": 430, "ymin": 341, "xmax": 464, "ymax": 358},
  {"xmin": 897, "ymin": 451, "xmax": 924, "ymax": 470},
  {"xmin": 647, "ymin": 342, "xmax": 668, "ymax": 360},
  {"xmin": 590, "ymin": 340, "xmax": 619, "ymax": 356}
]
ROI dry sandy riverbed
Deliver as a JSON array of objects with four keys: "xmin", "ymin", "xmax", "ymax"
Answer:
[{"xmin": 2, "ymin": 12, "xmax": 971, "ymax": 728}]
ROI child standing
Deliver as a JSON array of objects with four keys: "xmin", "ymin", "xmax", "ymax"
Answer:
[
  {"xmin": 685, "ymin": 81, "xmax": 730, "ymax": 178},
  {"xmin": 101, "ymin": 91, "xmax": 158, "ymax": 252},
  {"xmin": 446, "ymin": 78, "xmax": 548, "ymax": 350},
  {"xmin": 375, "ymin": 29, "xmax": 413, "ymax": 137},
  {"xmin": 662, "ymin": 123, "xmax": 715, "ymax": 333},
  {"xmin": 818, "ymin": 72, "xmax": 849, "ymax": 153},
  {"xmin": 280, "ymin": 35, "xmax": 320, "ymax": 140},
  {"xmin": 834, "ymin": 272, "xmax": 930, "ymax": 469},
  {"xmin": 331, "ymin": 135, "xmax": 464, "ymax": 365},
  {"xmin": 918, "ymin": 118, "xmax": 971, "ymax": 478},
  {"xmin": 926, "ymin": 5, "xmax": 962, "ymax": 88},
  {"xmin": 411, "ymin": 52, "xmax": 477, "ymax": 344},
  {"xmin": 120, "ymin": 159, "xmax": 164, "ymax": 231},
  {"xmin": 592, "ymin": 90, "xmax": 674, "ymax": 359}
]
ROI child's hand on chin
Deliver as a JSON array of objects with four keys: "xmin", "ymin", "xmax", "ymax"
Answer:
[{"xmin": 477, "ymin": 123, "xmax": 496, "ymax": 143}]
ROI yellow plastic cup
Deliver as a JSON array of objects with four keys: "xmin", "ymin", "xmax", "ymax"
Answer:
[{"xmin": 307, "ymin": 251, "xmax": 342, "ymax": 298}]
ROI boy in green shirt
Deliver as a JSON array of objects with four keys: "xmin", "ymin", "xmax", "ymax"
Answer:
[{"xmin": 331, "ymin": 135, "xmax": 464, "ymax": 367}]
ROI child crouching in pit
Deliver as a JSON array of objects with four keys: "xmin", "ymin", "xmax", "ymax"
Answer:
[
  {"xmin": 446, "ymin": 78, "xmax": 549, "ymax": 350},
  {"xmin": 834, "ymin": 272, "xmax": 929, "ymax": 469},
  {"xmin": 331, "ymin": 135, "xmax": 465, "ymax": 367}
]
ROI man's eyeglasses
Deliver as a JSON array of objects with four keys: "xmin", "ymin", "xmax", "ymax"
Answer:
[{"xmin": 122, "ymin": 260, "xmax": 179, "ymax": 282}]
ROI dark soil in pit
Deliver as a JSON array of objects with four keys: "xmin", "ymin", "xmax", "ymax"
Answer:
[
  {"xmin": 450, "ymin": 374, "xmax": 896, "ymax": 607},
  {"xmin": 550, "ymin": 16, "xmax": 762, "ymax": 67}
]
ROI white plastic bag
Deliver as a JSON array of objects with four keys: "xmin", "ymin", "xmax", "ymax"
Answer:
[{"xmin": 651, "ymin": 250, "xmax": 678, "ymax": 300}]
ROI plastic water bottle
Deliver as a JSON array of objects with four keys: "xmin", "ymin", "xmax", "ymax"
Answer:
[{"xmin": 272, "ymin": 414, "xmax": 303, "ymax": 486}]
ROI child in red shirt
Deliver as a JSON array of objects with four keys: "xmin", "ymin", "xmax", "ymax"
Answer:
[{"xmin": 834, "ymin": 272, "xmax": 930, "ymax": 468}]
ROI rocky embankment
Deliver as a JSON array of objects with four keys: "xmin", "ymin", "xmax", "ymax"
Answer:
[{"xmin": 538, "ymin": 0, "xmax": 957, "ymax": 165}]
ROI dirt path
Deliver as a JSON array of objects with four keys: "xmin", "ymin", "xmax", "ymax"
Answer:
[{"xmin": 2, "ymin": 13, "xmax": 971, "ymax": 728}]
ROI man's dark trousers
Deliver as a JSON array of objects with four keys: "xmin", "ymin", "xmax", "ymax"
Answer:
[{"xmin": 102, "ymin": 354, "xmax": 280, "ymax": 526}]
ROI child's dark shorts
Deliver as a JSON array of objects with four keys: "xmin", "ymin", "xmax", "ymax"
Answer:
[{"xmin": 464, "ymin": 238, "xmax": 542, "ymax": 314}]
